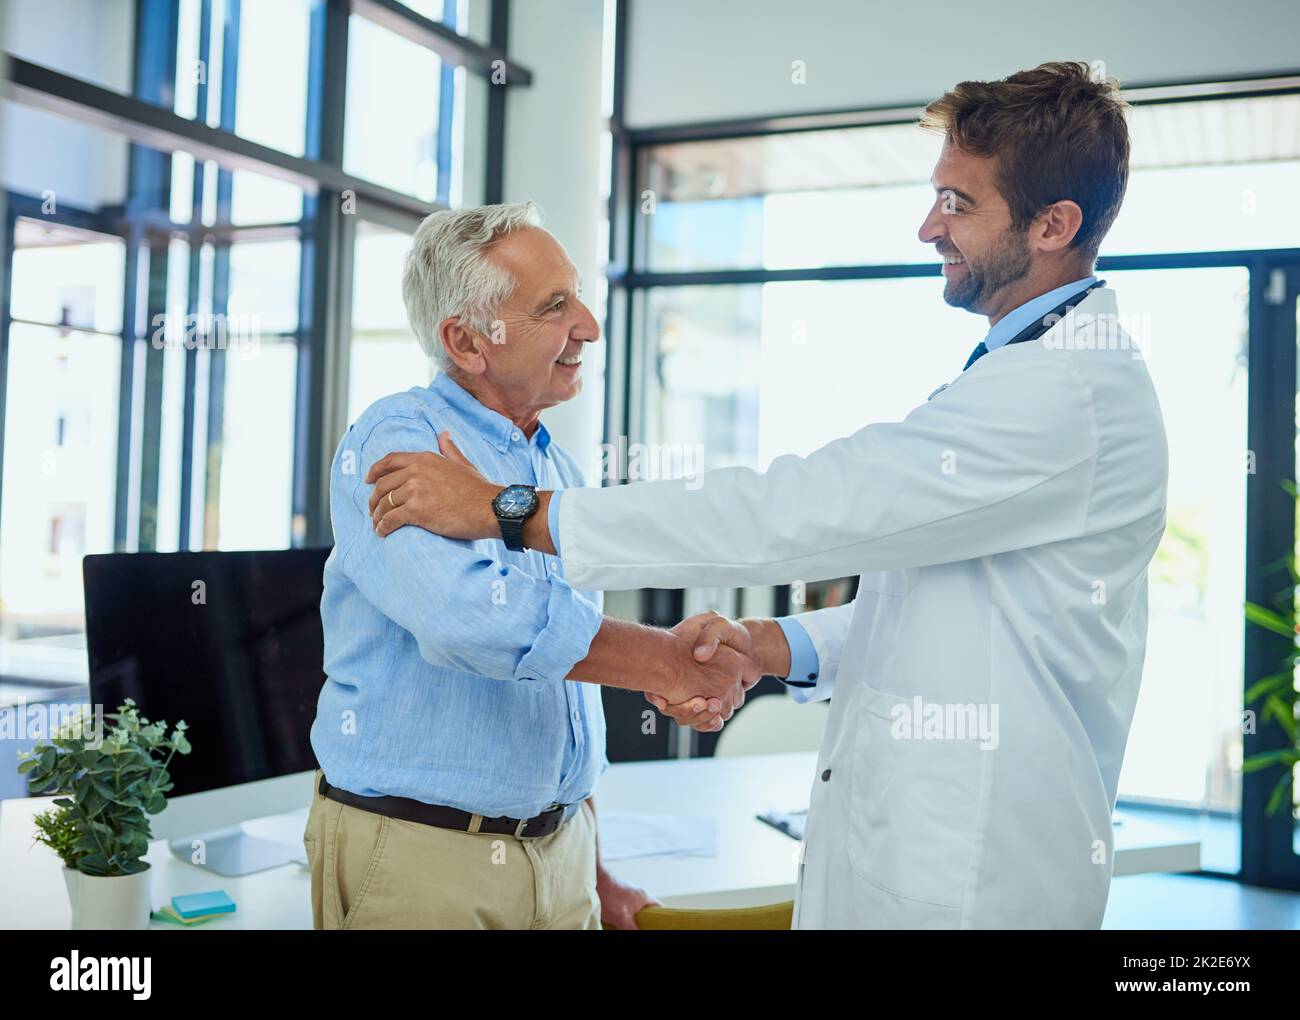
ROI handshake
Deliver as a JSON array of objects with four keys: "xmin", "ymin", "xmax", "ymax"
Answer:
[{"xmin": 643, "ymin": 611, "xmax": 787, "ymax": 733}]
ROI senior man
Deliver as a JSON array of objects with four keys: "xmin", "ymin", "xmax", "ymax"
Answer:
[{"xmin": 304, "ymin": 203, "xmax": 755, "ymax": 930}]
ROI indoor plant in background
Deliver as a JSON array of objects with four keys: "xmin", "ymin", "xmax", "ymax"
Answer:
[
  {"xmin": 1242, "ymin": 513, "xmax": 1300, "ymax": 816},
  {"xmin": 17, "ymin": 699, "xmax": 191, "ymax": 929}
]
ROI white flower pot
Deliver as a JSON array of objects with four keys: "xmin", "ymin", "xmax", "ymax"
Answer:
[
  {"xmin": 62, "ymin": 866, "xmax": 78, "ymax": 913},
  {"xmin": 71, "ymin": 865, "xmax": 152, "ymax": 930}
]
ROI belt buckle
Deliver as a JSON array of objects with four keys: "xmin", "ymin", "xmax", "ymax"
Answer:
[{"xmin": 516, "ymin": 802, "xmax": 563, "ymax": 839}]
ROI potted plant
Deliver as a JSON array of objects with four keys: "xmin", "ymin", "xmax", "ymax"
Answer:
[{"xmin": 17, "ymin": 699, "xmax": 191, "ymax": 929}]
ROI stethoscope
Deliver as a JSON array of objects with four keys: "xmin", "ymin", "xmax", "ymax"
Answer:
[{"xmin": 928, "ymin": 279, "xmax": 1107, "ymax": 401}]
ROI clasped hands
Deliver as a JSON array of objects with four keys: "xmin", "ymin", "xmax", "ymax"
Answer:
[{"xmin": 653, "ymin": 610, "xmax": 765, "ymax": 733}]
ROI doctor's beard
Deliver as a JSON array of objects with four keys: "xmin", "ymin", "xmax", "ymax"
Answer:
[{"xmin": 942, "ymin": 224, "xmax": 1032, "ymax": 313}]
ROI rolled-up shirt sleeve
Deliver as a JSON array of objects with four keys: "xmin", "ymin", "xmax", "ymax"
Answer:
[{"xmin": 340, "ymin": 415, "xmax": 601, "ymax": 682}]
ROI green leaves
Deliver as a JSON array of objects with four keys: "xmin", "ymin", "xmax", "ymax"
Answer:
[
  {"xmin": 1243, "ymin": 601, "xmax": 1296, "ymax": 640},
  {"xmin": 1265, "ymin": 771, "xmax": 1295, "ymax": 817},
  {"xmin": 30, "ymin": 806, "xmax": 83, "ymax": 869},
  {"xmin": 13, "ymin": 700, "xmax": 193, "ymax": 876},
  {"xmin": 1243, "ymin": 496, "xmax": 1300, "ymax": 818}
]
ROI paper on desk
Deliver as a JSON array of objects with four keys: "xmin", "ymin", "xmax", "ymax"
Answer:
[{"xmin": 595, "ymin": 811, "xmax": 717, "ymax": 861}]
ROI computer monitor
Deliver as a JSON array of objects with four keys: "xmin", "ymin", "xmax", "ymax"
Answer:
[{"xmin": 82, "ymin": 548, "xmax": 329, "ymax": 874}]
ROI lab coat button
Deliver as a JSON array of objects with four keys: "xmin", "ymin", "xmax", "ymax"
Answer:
[{"xmin": 821, "ymin": 769, "xmax": 832, "ymax": 782}]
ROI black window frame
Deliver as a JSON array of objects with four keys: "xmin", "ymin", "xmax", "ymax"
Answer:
[{"xmin": 0, "ymin": 0, "xmax": 530, "ymax": 554}]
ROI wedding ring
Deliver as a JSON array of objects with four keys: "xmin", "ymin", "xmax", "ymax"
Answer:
[{"xmin": 388, "ymin": 491, "xmax": 398, "ymax": 510}]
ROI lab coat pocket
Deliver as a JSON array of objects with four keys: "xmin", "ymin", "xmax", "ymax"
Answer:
[{"xmin": 847, "ymin": 683, "xmax": 982, "ymax": 909}]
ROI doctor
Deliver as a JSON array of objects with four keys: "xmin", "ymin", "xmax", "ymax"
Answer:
[{"xmin": 363, "ymin": 62, "xmax": 1169, "ymax": 929}]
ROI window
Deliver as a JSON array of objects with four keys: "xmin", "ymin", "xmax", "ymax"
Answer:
[
  {"xmin": 1, "ymin": 0, "xmax": 519, "ymax": 657},
  {"xmin": 1106, "ymin": 268, "xmax": 1249, "ymax": 819},
  {"xmin": 344, "ymin": 15, "xmax": 446, "ymax": 202},
  {"xmin": 1, "ymin": 221, "xmax": 124, "ymax": 638},
  {"xmin": 347, "ymin": 221, "xmax": 432, "ymax": 427}
]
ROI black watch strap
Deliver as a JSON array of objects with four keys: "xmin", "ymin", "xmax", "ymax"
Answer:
[{"xmin": 498, "ymin": 516, "xmax": 526, "ymax": 552}]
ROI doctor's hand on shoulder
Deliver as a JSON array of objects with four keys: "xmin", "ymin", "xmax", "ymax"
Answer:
[{"xmin": 367, "ymin": 433, "xmax": 501, "ymax": 540}]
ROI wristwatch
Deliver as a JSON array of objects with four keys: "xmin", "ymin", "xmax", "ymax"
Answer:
[{"xmin": 492, "ymin": 484, "xmax": 539, "ymax": 552}]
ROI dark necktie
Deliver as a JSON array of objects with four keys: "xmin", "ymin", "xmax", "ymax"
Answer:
[{"xmin": 963, "ymin": 340, "xmax": 989, "ymax": 371}]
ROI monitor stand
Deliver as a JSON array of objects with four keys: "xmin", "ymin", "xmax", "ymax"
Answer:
[{"xmin": 168, "ymin": 826, "xmax": 302, "ymax": 877}]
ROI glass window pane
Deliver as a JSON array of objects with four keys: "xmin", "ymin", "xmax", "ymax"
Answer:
[
  {"xmin": 398, "ymin": 0, "xmax": 447, "ymax": 19},
  {"xmin": 644, "ymin": 285, "xmax": 760, "ymax": 472},
  {"xmin": 230, "ymin": 171, "xmax": 305, "ymax": 227},
  {"xmin": 227, "ymin": 239, "xmax": 302, "ymax": 336},
  {"xmin": 1, "ymin": 325, "xmax": 121, "ymax": 635},
  {"xmin": 1, "ymin": 222, "xmax": 127, "ymax": 637},
  {"xmin": 1105, "ymin": 161, "xmax": 1300, "ymax": 256},
  {"xmin": 232, "ymin": 0, "xmax": 311, "ymax": 156},
  {"xmin": 455, "ymin": 67, "xmax": 489, "ymax": 209},
  {"xmin": 2, "ymin": 0, "xmax": 135, "ymax": 94},
  {"xmin": 1, "ymin": 101, "xmax": 130, "ymax": 213},
  {"xmin": 643, "ymin": 277, "xmax": 974, "ymax": 473},
  {"xmin": 9, "ymin": 0, "xmax": 309, "ymax": 153},
  {"xmin": 212, "ymin": 341, "xmax": 297, "ymax": 550},
  {"xmin": 347, "ymin": 223, "xmax": 432, "ymax": 426},
  {"xmin": 1107, "ymin": 267, "xmax": 1247, "ymax": 828},
  {"xmin": 344, "ymin": 15, "xmax": 444, "ymax": 201},
  {"xmin": 9, "ymin": 219, "xmax": 125, "ymax": 334},
  {"xmin": 640, "ymin": 94, "xmax": 1300, "ymax": 272},
  {"xmin": 642, "ymin": 124, "xmax": 943, "ymax": 272}
]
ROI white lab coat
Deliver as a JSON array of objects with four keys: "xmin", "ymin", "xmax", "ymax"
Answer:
[{"xmin": 561, "ymin": 286, "xmax": 1169, "ymax": 928}]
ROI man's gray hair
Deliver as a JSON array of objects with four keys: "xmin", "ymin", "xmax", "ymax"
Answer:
[{"xmin": 401, "ymin": 201, "xmax": 543, "ymax": 366}]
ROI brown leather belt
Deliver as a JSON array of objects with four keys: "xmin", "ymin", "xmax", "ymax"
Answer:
[{"xmin": 318, "ymin": 774, "xmax": 577, "ymax": 839}]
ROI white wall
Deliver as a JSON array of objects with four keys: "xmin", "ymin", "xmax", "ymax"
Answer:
[
  {"xmin": 625, "ymin": 0, "xmax": 1300, "ymax": 128},
  {"xmin": 502, "ymin": 0, "xmax": 609, "ymax": 478}
]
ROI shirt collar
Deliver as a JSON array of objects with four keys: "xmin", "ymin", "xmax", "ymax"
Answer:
[
  {"xmin": 429, "ymin": 371, "xmax": 551, "ymax": 453},
  {"xmin": 983, "ymin": 275, "xmax": 1098, "ymax": 353}
]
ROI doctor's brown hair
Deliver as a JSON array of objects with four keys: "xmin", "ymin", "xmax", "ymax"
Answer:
[{"xmin": 920, "ymin": 61, "xmax": 1130, "ymax": 263}]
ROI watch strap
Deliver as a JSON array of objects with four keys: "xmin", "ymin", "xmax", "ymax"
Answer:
[{"xmin": 498, "ymin": 515, "xmax": 526, "ymax": 552}]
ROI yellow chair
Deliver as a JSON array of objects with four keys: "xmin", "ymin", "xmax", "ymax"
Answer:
[{"xmin": 607, "ymin": 900, "xmax": 794, "ymax": 930}]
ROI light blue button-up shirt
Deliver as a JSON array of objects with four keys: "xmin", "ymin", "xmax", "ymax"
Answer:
[{"xmin": 311, "ymin": 372, "xmax": 606, "ymax": 818}]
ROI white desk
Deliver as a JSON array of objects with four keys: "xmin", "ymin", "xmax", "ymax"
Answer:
[{"xmin": 0, "ymin": 751, "xmax": 1200, "ymax": 928}]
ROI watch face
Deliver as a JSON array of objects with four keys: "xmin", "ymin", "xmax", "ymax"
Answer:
[{"xmin": 493, "ymin": 485, "xmax": 537, "ymax": 519}]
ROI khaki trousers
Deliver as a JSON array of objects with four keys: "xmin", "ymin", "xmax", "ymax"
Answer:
[{"xmin": 303, "ymin": 770, "xmax": 601, "ymax": 930}]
